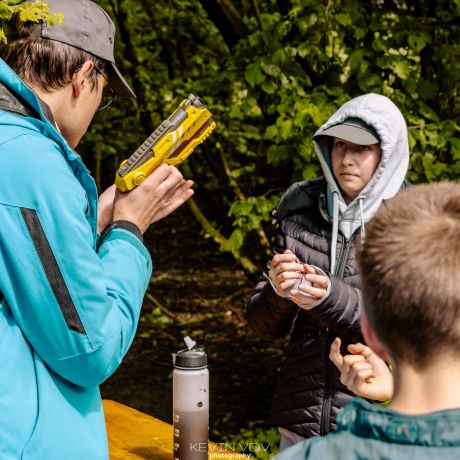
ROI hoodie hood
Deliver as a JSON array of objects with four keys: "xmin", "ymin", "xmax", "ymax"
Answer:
[{"xmin": 313, "ymin": 93, "xmax": 409, "ymax": 274}]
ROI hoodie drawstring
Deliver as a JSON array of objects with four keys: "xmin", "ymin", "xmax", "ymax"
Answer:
[
  {"xmin": 359, "ymin": 196, "xmax": 366, "ymax": 239},
  {"xmin": 330, "ymin": 191, "xmax": 339, "ymax": 275},
  {"xmin": 330, "ymin": 193, "xmax": 366, "ymax": 275}
]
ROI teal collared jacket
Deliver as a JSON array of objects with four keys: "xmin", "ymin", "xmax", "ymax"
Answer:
[
  {"xmin": 0, "ymin": 59, "xmax": 152, "ymax": 459},
  {"xmin": 275, "ymin": 398, "xmax": 460, "ymax": 459}
]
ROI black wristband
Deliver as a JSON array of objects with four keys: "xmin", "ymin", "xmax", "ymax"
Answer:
[{"xmin": 97, "ymin": 220, "xmax": 143, "ymax": 251}]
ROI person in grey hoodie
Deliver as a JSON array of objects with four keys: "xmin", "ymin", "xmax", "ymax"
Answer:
[{"xmin": 246, "ymin": 93, "xmax": 409, "ymax": 448}]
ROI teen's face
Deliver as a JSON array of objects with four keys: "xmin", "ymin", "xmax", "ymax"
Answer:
[{"xmin": 331, "ymin": 137, "xmax": 382, "ymax": 203}]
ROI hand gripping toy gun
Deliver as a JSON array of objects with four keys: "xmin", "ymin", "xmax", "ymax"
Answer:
[{"xmin": 115, "ymin": 94, "xmax": 216, "ymax": 192}]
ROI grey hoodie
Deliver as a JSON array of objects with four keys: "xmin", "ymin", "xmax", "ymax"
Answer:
[{"xmin": 313, "ymin": 93, "xmax": 409, "ymax": 274}]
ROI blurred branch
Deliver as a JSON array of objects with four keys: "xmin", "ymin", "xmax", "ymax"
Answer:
[
  {"xmin": 250, "ymin": 0, "xmax": 264, "ymax": 31},
  {"xmin": 219, "ymin": 148, "xmax": 270, "ymax": 250},
  {"xmin": 187, "ymin": 197, "xmax": 258, "ymax": 274},
  {"xmin": 145, "ymin": 292, "xmax": 177, "ymax": 321},
  {"xmin": 198, "ymin": 0, "xmax": 248, "ymax": 50}
]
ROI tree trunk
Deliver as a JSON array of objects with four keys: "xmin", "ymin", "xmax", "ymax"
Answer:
[{"xmin": 198, "ymin": 0, "xmax": 248, "ymax": 50}]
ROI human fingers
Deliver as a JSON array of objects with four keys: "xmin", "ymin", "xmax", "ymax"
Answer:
[
  {"xmin": 289, "ymin": 290, "xmax": 318, "ymax": 307},
  {"xmin": 271, "ymin": 252, "xmax": 298, "ymax": 268},
  {"xmin": 329, "ymin": 338, "xmax": 344, "ymax": 370},
  {"xmin": 153, "ymin": 175, "xmax": 188, "ymax": 209},
  {"xmin": 347, "ymin": 342, "xmax": 375, "ymax": 359},
  {"xmin": 153, "ymin": 165, "xmax": 185, "ymax": 196},
  {"xmin": 296, "ymin": 283, "xmax": 327, "ymax": 299},
  {"xmin": 303, "ymin": 264, "xmax": 317, "ymax": 275},
  {"xmin": 126, "ymin": 164, "xmax": 178, "ymax": 208},
  {"xmin": 349, "ymin": 343, "xmax": 391, "ymax": 378},
  {"xmin": 341, "ymin": 354, "xmax": 367, "ymax": 369},
  {"xmin": 269, "ymin": 260, "xmax": 303, "ymax": 289},
  {"xmin": 305, "ymin": 273, "xmax": 329, "ymax": 289},
  {"xmin": 274, "ymin": 270, "xmax": 303, "ymax": 283},
  {"xmin": 277, "ymin": 278, "xmax": 301, "ymax": 292},
  {"xmin": 342, "ymin": 360, "xmax": 373, "ymax": 389},
  {"xmin": 151, "ymin": 181, "xmax": 194, "ymax": 223},
  {"xmin": 140, "ymin": 162, "xmax": 173, "ymax": 189}
]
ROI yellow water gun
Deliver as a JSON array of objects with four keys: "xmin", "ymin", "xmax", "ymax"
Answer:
[{"xmin": 115, "ymin": 94, "xmax": 216, "ymax": 191}]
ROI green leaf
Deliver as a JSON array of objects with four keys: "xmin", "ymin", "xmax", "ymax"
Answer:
[
  {"xmin": 228, "ymin": 229, "xmax": 244, "ymax": 252},
  {"xmin": 261, "ymin": 80, "xmax": 277, "ymax": 94},
  {"xmin": 272, "ymin": 49, "xmax": 286, "ymax": 66},
  {"xmin": 418, "ymin": 79, "xmax": 438, "ymax": 101},
  {"xmin": 302, "ymin": 163, "xmax": 320, "ymax": 179},
  {"xmin": 262, "ymin": 63, "xmax": 280, "ymax": 77},
  {"xmin": 244, "ymin": 63, "xmax": 265, "ymax": 87},
  {"xmin": 265, "ymin": 125, "xmax": 278, "ymax": 140},
  {"xmin": 334, "ymin": 12, "xmax": 352, "ymax": 26},
  {"xmin": 408, "ymin": 32, "xmax": 431, "ymax": 53},
  {"xmin": 391, "ymin": 59, "xmax": 411, "ymax": 80},
  {"xmin": 417, "ymin": 101, "xmax": 440, "ymax": 123},
  {"xmin": 279, "ymin": 120, "xmax": 293, "ymax": 139}
]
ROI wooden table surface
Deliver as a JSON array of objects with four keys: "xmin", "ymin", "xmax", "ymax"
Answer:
[{"xmin": 103, "ymin": 400, "xmax": 247, "ymax": 459}]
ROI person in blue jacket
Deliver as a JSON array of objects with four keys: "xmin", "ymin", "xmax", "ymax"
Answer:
[
  {"xmin": 275, "ymin": 182, "xmax": 460, "ymax": 459},
  {"xmin": 0, "ymin": 1, "xmax": 193, "ymax": 459}
]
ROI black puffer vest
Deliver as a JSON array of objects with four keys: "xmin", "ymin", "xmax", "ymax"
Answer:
[{"xmin": 247, "ymin": 177, "xmax": 364, "ymax": 439}]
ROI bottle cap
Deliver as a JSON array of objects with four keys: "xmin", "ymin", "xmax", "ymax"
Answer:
[{"xmin": 174, "ymin": 349, "xmax": 207, "ymax": 369}]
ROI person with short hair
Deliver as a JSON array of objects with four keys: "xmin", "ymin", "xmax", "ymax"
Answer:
[
  {"xmin": 275, "ymin": 181, "xmax": 460, "ymax": 459},
  {"xmin": 0, "ymin": 1, "xmax": 193, "ymax": 459},
  {"xmin": 247, "ymin": 93, "xmax": 409, "ymax": 447}
]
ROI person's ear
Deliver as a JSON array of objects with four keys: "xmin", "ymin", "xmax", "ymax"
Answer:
[
  {"xmin": 361, "ymin": 314, "xmax": 389, "ymax": 361},
  {"xmin": 71, "ymin": 60, "xmax": 94, "ymax": 97}
]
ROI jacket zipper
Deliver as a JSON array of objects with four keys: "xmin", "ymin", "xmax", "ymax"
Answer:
[
  {"xmin": 320, "ymin": 233, "xmax": 355, "ymax": 435},
  {"xmin": 320, "ymin": 333, "xmax": 334, "ymax": 435}
]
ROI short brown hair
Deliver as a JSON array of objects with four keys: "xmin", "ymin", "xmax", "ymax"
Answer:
[
  {"xmin": 359, "ymin": 182, "xmax": 460, "ymax": 368},
  {"xmin": 1, "ymin": 23, "xmax": 107, "ymax": 93}
]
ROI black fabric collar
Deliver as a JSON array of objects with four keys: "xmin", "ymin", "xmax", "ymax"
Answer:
[{"xmin": 0, "ymin": 79, "xmax": 57, "ymax": 127}]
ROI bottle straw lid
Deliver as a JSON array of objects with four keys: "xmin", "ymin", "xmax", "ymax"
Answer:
[
  {"xmin": 172, "ymin": 336, "xmax": 207, "ymax": 368},
  {"xmin": 174, "ymin": 349, "xmax": 207, "ymax": 369}
]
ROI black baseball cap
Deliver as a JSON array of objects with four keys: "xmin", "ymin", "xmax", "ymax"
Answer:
[
  {"xmin": 315, "ymin": 117, "xmax": 380, "ymax": 145},
  {"xmin": 27, "ymin": 0, "xmax": 135, "ymax": 98}
]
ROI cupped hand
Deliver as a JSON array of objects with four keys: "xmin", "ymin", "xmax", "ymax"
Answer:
[
  {"xmin": 112, "ymin": 164, "xmax": 194, "ymax": 233},
  {"xmin": 268, "ymin": 249, "xmax": 304, "ymax": 297},
  {"xmin": 329, "ymin": 337, "xmax": 393, "ymax": 402},
  {"xmin": 289, "ymin": 264, "xmax": 328, "ymax": 307}
]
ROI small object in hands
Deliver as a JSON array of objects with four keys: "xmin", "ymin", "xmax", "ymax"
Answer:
[
  {"xmin": 115, "ymin": 94, "xmax": 216, "ymax": 191},
  {"xmin": 284, "ymin": 257, "xmax": 312, "ymax": 298}
]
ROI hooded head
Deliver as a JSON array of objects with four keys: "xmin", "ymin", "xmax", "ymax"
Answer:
[{"xmin": 312, "ymin": 93, "xmax": 409, "ymax": 274}]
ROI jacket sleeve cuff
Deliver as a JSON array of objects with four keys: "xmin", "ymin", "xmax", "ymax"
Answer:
[{"xmin": 97, "ymin": 220, "xmax": 143, "ymax": 251}]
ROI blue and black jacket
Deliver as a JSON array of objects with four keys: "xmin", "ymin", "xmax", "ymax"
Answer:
[{"xmin": 0, "ymin": 59, "xmax": 152, "ymax": 459}]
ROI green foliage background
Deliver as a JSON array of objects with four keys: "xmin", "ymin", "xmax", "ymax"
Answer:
[
  {"xmin": 77, "ymin": 0, "xmax": 460, "ymax": 271},
  {"xmin": 2, "ymin": 0, "xmax": 459, "ymax": 269}
]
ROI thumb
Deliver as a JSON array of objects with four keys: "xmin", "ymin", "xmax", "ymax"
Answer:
[
  {"xmin": 329, "ymin": 337, "xmax": 344, "ymax": 369},
  {"xmin": 348, "ymin": 342, "xmax": 374, "ymax": 359}
]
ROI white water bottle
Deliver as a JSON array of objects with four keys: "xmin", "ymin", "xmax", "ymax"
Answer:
[{"xmin": 173, "ymin": 337, "xmax": 209, "ymax": 460}]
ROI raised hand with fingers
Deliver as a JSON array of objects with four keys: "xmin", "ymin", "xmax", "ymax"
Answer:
[
  {"xmin": 112, "ymin": 163, "xmax": 194, "ymax": 234},
  {"xmin": 329, "ymin": 337, "xmax": 393, "ymax": 402},
  {"xmin": 289, "ymin": 263, "xmax": 329, "ymax": 309},
  {"xmin": 268, "ymin": 249, "xmax": 305, "ymax": 297}
]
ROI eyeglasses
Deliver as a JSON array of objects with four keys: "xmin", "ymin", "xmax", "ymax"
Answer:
[{"xmin": 94, "ymin": 64, "xmax": 115, "ymax": 111}]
